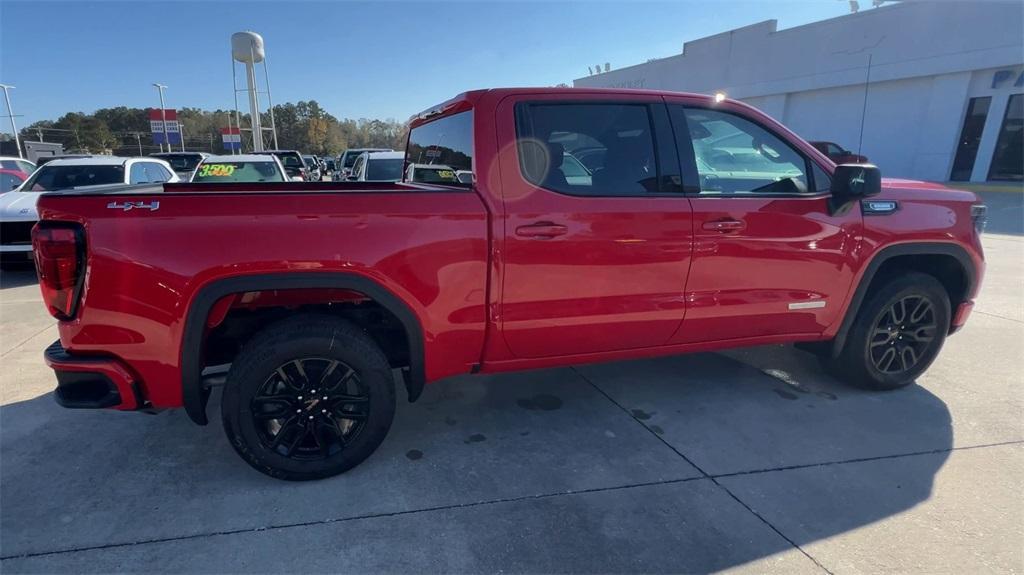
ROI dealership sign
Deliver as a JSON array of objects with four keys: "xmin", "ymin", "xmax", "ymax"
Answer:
[
  {"xmin": 149, "ymin": 109, "xmax": 181, "ymax": 145},
  {"xmin": 221, "ymin": 127, "xmax": 241, "ymax": 151}
]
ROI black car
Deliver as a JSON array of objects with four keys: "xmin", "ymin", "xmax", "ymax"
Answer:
[
  {"xmin": 256, "ymin": 150, "xmax": 307, "ymax": 181},
  {"xmin": 150, "ymin": 152, "xmax": 209, "ymax": 180}
]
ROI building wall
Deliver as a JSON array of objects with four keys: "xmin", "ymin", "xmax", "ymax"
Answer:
[{"xmin": 574, "ymin": 0, "xmax": 1024, "ymax": 182}]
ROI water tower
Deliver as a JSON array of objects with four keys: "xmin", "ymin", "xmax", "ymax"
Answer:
[{"xmin": 231, "ymin": 31, "xmax": 278, "ymax": 152}]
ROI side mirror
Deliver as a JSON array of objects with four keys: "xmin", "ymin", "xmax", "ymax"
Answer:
[{"xmin": 831, "ymin": 164, "xmax": 881, "ymax": 199}]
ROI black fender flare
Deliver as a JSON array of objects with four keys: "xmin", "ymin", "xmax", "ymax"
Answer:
[
  {"xmin": 181, "ymin": 272, "xmax": 426, "ymax": 425},
  {"xmin": 829, "ymin": 242, "xmax": 977, "ymax": 358}
]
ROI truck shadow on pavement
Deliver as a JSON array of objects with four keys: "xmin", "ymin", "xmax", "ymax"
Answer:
[
  {"xmin": 0, "ymin": 346, "xmax": 952, "ymax": 572},
  {"xmin": 0, "ymin": 268, "xmax": 38, "ymax": 290}
]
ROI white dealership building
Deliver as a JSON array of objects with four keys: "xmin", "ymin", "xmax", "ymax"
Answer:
[{"xmin": 574, "ymin": 0, "xmax": 1023, "ymax": 183}]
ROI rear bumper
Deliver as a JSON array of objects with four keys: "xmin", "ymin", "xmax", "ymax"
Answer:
[{"xmin": 44, "ymin": 340, "xmax": 142, "ymax": 410}]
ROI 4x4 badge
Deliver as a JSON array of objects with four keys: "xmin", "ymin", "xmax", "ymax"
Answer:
[{"xmin": 107, "ymin": 201, "xmax": 160, "ymax": 212}]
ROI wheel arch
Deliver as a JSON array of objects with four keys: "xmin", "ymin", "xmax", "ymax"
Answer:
[
  {"xmin": 181, "ymin": 272, "xmax": 426, "ymax": 425},
  {"xmin": 830, "ymin": 242, "xmax": 977, "ymax": 358}
]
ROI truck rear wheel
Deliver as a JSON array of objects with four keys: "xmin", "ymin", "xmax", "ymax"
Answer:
[
  {"xmin": 221, "ymin": 315, "xmax": 396, "ymax": 480},
  {"xmin": 826, "ymin": 272, "xmax": 950, "ymax": 390}
]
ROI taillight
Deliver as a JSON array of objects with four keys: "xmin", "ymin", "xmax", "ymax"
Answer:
[
  {"xmin": 32, "ymin": 224, "xmax": 85, "ymax": 321},
  {"xmin": 971, "ymin": 204, "xmax": 987, "ymax": 235}
]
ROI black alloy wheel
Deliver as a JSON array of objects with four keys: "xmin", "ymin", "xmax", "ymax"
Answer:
[
  {"xmin": 222, "ymin": 315, "xmax": 396, "ymax": 480},
  {"xmin": 252, "ymin": 358, "xmax": 370, "ymax": 460}
]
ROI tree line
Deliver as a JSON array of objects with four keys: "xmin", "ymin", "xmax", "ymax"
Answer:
[{"xmin": 18, "ymin": 101, "xmax": 409, "ymax": 157}]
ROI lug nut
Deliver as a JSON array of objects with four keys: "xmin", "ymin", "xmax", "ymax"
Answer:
[
  {"xmin": 308, "ymin": 415, "xmax": 314, "ymax": 420},
  {"xmin": 323, "ymin": 396, "xmax": 328, "ymax": 400},
  {"xmin": 298, "ymin": 396, "xmax": 303, "ymax": 401},
  {"xmin": 321, "ymin": 409, "xmax": 327, "ymax": 413},
  {"xmin": 296, "ymin": 409, "xmax": 302, "ymax": 413}
]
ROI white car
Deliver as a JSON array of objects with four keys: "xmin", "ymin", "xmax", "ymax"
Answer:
[
  {"xmin": 0, "ymin": 156, "xmax": 178, "ymax": 266},
  {"xmin": 190, "ymin": 154, "xmax": 290, "ymax": 183},
  {"xmin": 0, "ymin": 156, "xmax": 37, "ymax": 176},
  {"xmin": 334, "ymin": 148, "xmax": 393, "ymax": 181},
  {"xmin": 348, "ymin": 151, "xmax": 405, "ymax": 182}
]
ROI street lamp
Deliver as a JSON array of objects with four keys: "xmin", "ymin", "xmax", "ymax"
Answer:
[
  {"xmin": 0, "ymin": 84, "xmax": 22, "ymax": 158},
  {"xmin": 152, "ymin": 83, "xmax": 169, "ymax": 153}
]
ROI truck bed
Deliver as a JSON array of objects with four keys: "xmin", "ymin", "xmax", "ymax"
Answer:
[{"xmin": 35, "ymin": 183, "xmax": 491, "ymax": 409}]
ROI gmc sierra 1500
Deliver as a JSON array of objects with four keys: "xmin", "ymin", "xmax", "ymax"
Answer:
[{"xmin": 32, "ymin": 88, "xmax": 985, "ymax": 480}]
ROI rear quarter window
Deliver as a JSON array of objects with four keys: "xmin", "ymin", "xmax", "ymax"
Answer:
[{"xmin": 405, "ymin": 111, "xmax": 473, "ymax": 185}]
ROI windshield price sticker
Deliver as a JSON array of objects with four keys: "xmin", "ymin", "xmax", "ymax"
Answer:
[
  {"xmin": 198, "ymin": 164, "xmax": 237, "ymax": 177},
  {"xmin": 437, "ymin": 170, "xmax": 455, "ymax": 180}
]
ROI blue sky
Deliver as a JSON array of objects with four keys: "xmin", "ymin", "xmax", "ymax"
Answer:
[{"xmin": 1, "ymin": 1, "xmax": 848, "ymax": 127}]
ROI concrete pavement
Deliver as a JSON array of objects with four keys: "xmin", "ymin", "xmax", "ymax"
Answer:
[{"xmin": 1, "ymin": 194, "xmax": 1021, "ymax": 573}]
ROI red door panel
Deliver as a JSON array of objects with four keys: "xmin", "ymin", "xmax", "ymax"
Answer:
[
  {"xmin": 672, "ymin": 195, "xmax": 861, "ymax": 343},
  {"xmin": 495, "ymin": 94, "xmax": 694, "ymax": 359}
]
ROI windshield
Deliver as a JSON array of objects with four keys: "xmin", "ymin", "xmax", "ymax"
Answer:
[
  {"xmin": 405, "ymin": 111, "xmax": 473, "ymax": 187},
  {"xmin": 153, "ymin": 154, "xmax": 203, "ymax": 171},
  {"xmin": 23, "ymin": 165, "xmax": 124, "ymax": 191},
  {"xmin": 191, "ymin": 161, "xmax": 285, "ymax": 183},
  {"xmin": 365, "ymin": 158, "xmax": 404, "ymax": 181},
  {"xmin": 266, "ymin": 152, "xmax": 303, "ymax": 168},
  {"xmin": 342, "ymin": 152, "xmax": 363, "ymax": 168}
]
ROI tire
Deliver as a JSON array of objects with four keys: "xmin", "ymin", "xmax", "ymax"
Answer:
[
  {"xmin": 826, "ymin": 272, "xmax": 950, "ymax": 390},
  {"xmin": 221, "ymin": 315, "xmax": 396, "ymax": 480}
]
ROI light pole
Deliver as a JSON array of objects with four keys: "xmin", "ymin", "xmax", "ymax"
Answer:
[
  {"xmin": 152, "ymin": 83, "xmax": 169, "ymax": 153},
  {"xmin": 0, "ymin": 84, "xmax": 22, "ymax": 158}
]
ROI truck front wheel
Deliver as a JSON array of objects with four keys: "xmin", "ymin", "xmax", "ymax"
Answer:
[
  {"xmin": 827, "ymin": 272, "xmax": 951, "ymax": 391},
  {"xmin": 221, "ymin": 315, "xmax": 396, "ymax": 480}
]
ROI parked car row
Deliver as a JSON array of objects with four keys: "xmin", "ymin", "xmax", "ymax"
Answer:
[
  {"xmin": 150, "ymin": 152, "xmax": 209, "ymax": 180},
  {"xmin": 334, "ymin": 148, "xmax": 392, "ymax": 180},
  {"xmin": 1, "ymin": 155, "xmax": 179, "ymax": 267}
]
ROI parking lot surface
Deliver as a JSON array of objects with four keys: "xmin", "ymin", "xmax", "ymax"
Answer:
[{"xmin": 1, "ymin": 191, "xmax": 1021, "ymax": 573}]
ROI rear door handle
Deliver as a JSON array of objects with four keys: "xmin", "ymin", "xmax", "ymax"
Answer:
[
  {"xmin": 515, "ymin": 222, "xmax": 568, "ymax": 238},
  {"xmin": 702, "ymin": 219, "xmax": 746, "ymax": 233}
]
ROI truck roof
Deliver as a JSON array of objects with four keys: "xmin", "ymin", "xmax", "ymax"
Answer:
[{"xmin": 409, "ymin": 87, "xmax": 719, "ymax": 126}]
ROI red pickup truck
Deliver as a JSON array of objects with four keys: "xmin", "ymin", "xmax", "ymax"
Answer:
[{"xmin": 32, "ymin": 88, "xmax": 986, "ymax": 480}]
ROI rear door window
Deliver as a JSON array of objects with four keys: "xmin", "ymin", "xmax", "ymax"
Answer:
[
  {"xmin": 146, "ymin": 163, "xmax": 173, "ymax": 182},
  {"xmin": 366, "ymin": 158, "xmax": 404, "ymax": 181},
  {"xmin": 514, "ymin": 103, "xmax": 659, "ymax": 196},
  {"xmin": 130, "ymin": 163, "xmax": 148, "ymax": 184}
]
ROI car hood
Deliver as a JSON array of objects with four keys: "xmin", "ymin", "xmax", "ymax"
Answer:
[
  {"xmin": 880, "ymin": 178, "xmax": 952, "ymax": 191},
  {"xmin": 0, "ymin": 191, "xmax": 41, "ymax": 221}
]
